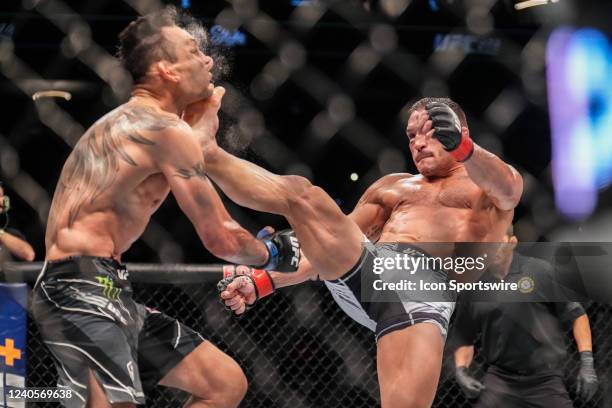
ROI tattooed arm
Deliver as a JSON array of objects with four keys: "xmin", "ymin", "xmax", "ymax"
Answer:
[{"xmin": 155, "ymin": 127, "xmax": 269, "ymax": 265}]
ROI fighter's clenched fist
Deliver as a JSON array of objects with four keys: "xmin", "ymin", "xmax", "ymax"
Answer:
[
  {"xmin": 426, "ymin": 101, "xmax": 474, "ymax": 162},
  {"xmin": 218, "ymin": 265, "xmax": 274, "ymax": 315}
]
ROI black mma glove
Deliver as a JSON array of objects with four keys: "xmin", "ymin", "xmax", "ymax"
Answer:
[
  {"xmin": 455, "ymin": 366, "xmax": 485, "ymax": 399},
  {"xmin": 577, "ymin": 351, "xmax": 599, "ymax": 401},
  {"xmin": 254, "ymin": 228, "xmax": 300, "ymax": 272},
  {"xmin": 426, "ymin": 102, "xmax": 474, "ymax": 162}
]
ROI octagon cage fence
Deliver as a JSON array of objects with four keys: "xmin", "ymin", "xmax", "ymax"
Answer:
[
  {"xmin": 0, "ymin": 0, "xmax": 611, "ymax": 407},
  {"xmin": 2, "ymin": 262, "xmax": 611, "ymax": 408}
]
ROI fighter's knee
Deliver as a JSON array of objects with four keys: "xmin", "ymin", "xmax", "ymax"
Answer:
[
  {"xmin": 290, "ymin": 178, "xmax": 330, "ymax": 205},
  {"xmin": 283, "ymin": 175, "xmax": 312, "ymax": 196},
  {"xmin": 280, "ymin": 175, "xmax": 313, "ymax": 211},
  {"xmin": 210, "ymin": 365, "xmax": 247, "ymax": 408},
  {"xmin": 226, "ymin": 362, "xmax": 248, "ymax": 401},
  {"xmin": 297, "ymin": 185, "xmax": 331, "ymax": 211},
  {"xmin": 229, "ymin": 367, "xmax": 248, "ymax": 403}
]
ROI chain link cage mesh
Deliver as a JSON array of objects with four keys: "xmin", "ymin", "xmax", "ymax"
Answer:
[
  {"xmin": 25, "ymin": 280, "xmax": 612, "ymax": 407},
  {"xmin": 1, "ymin": 0, "xmax": 610, "ymax": 406},
  {"xmin": 4, "ymin": 0, "xmax": 609, "ymax": 260}
]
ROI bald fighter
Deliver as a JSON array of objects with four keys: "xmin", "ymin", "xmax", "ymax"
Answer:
[
  {"xmin": 195, "ymin": 94, "xmax": 522, "ymax": 407},
  {"xmin": 31, "ymin": 7, "xmax": 299, "ymax": 408}
]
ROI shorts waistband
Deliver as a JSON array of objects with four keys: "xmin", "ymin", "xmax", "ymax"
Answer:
[
  {"xmin": 46, "ymin": 255, "xmax": 124, "ymax": 266},
  {"xmin": 38, "ymin": 256, "xmax": 129, "ymax": 287},
  {"xmin": 375, "ymin": 242, "xmax": 434, "ymax": 258}
]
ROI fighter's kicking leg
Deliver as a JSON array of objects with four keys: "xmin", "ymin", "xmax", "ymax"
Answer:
[
  {"xmin": 204, "ymin": 143, "xmax": 363, "ymax": 281},
  {"xmin": 206, "ymin": 155, "xmax": 363, "ymax": 279},
  {"xmin": 184, "ymin": 87, "xmax": 360, "ymax": 279}
]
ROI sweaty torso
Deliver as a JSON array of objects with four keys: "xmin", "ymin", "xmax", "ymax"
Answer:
[
  {"xmin": 371, "ymin": 172, "xmax": 513, "ymax": 256},
  {"xmin": 45, "ymin": 102, "xmax": 184, "ymax": 260}
]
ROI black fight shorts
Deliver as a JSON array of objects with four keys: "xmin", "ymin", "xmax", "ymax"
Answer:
[{"xmin": 31, "ymin": 256, "xmax": 205, "ymax": 407}]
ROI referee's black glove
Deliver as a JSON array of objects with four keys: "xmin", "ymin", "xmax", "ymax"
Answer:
[
  {"xmin": 455, "ymin": 366, "xmax": 485, "ymax": 399},
  {"xmin": 577, "ymin": 351, "xmax": 599, "ymax": 401}
]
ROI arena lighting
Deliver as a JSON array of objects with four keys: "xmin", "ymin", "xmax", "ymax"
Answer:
[
  {"xmin": 290, "ymin": 0, "xmax": 316, "ymax": 6},
  {"xmin": 0, "ymin": 22, "xmax": 14, "ymax": 38},
  {"xmin": 209, "ymin": 25, "xmax": 247, "ymax": 47},
  {"xmin": 31, "ymin": 90, "xmax": 72, "ymax": 101},
  {"xmin": 514, "ymin": 0, "xmax": 559, "ymax": 11},
  {"xmin": 433, "ymin": 33, "xmax": 501, "ymax": 56},
  {"xmin": 3, "ymin": 2, "xmax": 611, "ymax": 407},
  {"xmin": 547, "ymin": 27, "xmax": 612, "ymax": 220}
]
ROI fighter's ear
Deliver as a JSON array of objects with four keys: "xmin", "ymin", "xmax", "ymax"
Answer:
[
  {"xmin": 156, "ymin": 61, "xmax": 180, "ymax": 83},
  {"xmin": 509, "ymin": 235, "xmax": 518, "ymax": 247}
]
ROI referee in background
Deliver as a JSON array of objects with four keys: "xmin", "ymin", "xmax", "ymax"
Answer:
[
  {"xmin": 0, "ymin": 182, "xmax": 34, "ymax": 262},
  {"xmin": 451, "ymin": 226, "xmax": 599, "ymax": 407}
]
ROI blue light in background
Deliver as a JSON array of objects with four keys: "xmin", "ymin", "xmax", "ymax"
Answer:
[
  {"xmin": 433, "ymin": 33, "xmax": 500, "ymax": 56},
  {"xmin": 547, "ymin": 27, "xmax": 612, "ymax": 220},
  {"xmin": 0, "ymin": 23, "xmax": 14, "ymax": 38},
  {"xmin": 210, "ymin": 25, "xmax": 247, "ymax": 47},
  {"xmin": 181, "ymin": 0, "xmax": 190, "ymax": 9},
  {"xmin": 291, "ymin": 0, "xmax": 315, "ymax": 6}
]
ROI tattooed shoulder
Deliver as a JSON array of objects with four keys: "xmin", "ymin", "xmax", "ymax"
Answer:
[
  {"xmin": 57, "ymin": 104, "xmax": 187, "ymax": 226},
  {"xmin": 175, "ymin": 160, "xmax": 208, "ymax": 181},
  {"xmin": 121, "ymin": 105, "xmax": 187, "ymax": 133}
]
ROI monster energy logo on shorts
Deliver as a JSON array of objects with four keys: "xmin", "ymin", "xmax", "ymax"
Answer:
[{"xmin": 95, "ymin": 276, "xmax": 121, "ymax": 300}]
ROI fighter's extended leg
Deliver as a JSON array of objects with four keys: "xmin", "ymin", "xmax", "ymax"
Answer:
[
  {"xmin": 204, "ymin": 145, "xmax": 363, "ymax": 279},
  {"xmin": 376, "ymin": 324, "xmax": 445, "ymax": 408}
]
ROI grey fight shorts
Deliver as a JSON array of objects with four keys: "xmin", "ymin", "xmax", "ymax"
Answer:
[{"xmin": 324, "ymin": 242, "xmax": 455, "ymax": 341}]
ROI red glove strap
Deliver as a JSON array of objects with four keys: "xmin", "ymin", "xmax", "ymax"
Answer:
[
  {"xmin": 223, "ymin": 265, "xmax": 253, "ymax": 279},
  {"xmin": 251, "ymin": 269, "xmax": 275, "ymax": 299},
  {"xmin": 451, "ymin": 133, "xmax": 474, "ymax": 162}
]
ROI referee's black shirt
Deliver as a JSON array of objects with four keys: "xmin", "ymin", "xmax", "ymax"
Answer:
[{"xmin": 452, "ymin": 253, "xmax": 585, "ymax": 375}]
